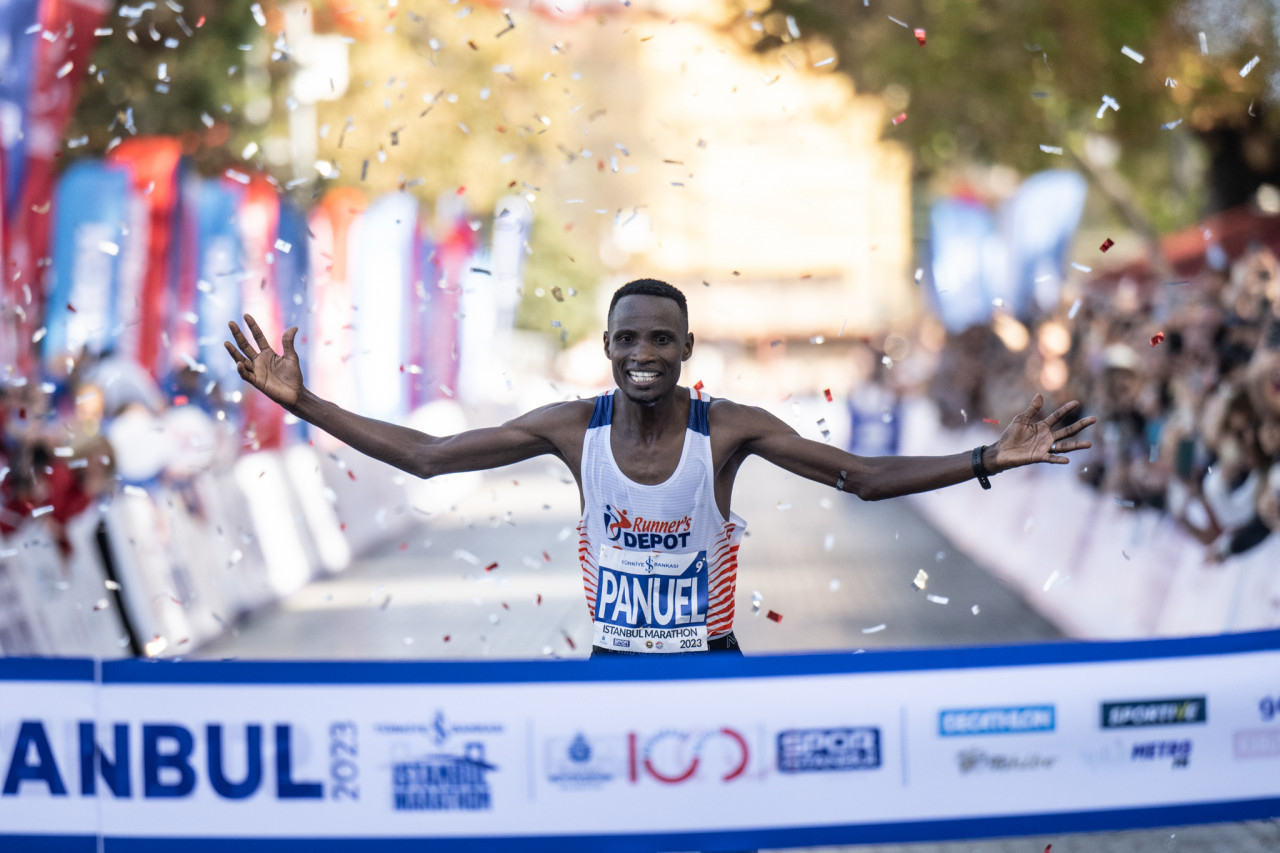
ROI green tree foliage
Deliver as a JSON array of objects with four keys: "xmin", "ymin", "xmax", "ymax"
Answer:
[
  {"xmin": 727, "ymin": 0, "xmax": 1280, "ymax": 230},
  {"xmin": 66, "ymin": 0, "xmax": 261, "ymax": 174}
]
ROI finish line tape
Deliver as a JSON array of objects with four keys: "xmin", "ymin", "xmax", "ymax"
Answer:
[{"xmin": 3, "ymin": 630, "xmax": 1279, "ymax": 851}]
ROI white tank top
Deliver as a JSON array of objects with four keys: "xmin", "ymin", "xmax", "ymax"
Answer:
[{"xmin": 578, "ymin": 387, "xmax": 746, "ymax": 653}]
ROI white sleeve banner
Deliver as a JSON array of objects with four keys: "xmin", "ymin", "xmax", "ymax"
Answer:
[{"xmin": 3, "ymin": 631, "xmax": 1279, "ymax": 851}]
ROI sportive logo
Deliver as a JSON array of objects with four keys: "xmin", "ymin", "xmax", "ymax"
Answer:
[
  {"xmin": 392, "ymin": 742, "xmax": 495, "ymax": 811},
  {"xmin": 938, "ymin": 706, "xmax": 1055, "ymax": 737},
  {"xmin": 955, "ymin": 748, "xmax": 1056, "ymax": 774},
  {"xmin": 603, "ymin": 504, "xmax": 693, "ymax": 550},
  {"xmin": 1101, "ymin": 697, "xmax": 1206, "ymax": 728},
  {"xmin": 1130, "ymin": 740, "xmax": 1191, "ymax": 768},
  {"xmin": 777, "ymin": 728, "xmax": 881, "ymax": 773},
  {"xmin": 628, "ymin": 728, "xmax": 750, "ymax": 785}
]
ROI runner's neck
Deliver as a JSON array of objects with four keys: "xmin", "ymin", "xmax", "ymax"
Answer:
[{"xmin": 611, "ymin": 386, "xmax": 689, "ymax": 444}]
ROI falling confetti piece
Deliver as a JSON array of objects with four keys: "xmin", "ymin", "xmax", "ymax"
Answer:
[
  {"xmin": 1039, "ymin": 145, "xmax": 1063, "ymax": 155},
  {"xmin": 1241, "ymin": 56, "xmax": 1260, "ymax": 77},
  {"xmin": 982, "ymin": 418, "xmax": 999, "ymax": 425},
  {"xmin": 926, "ymin": 594, "xmax": 950, "ymax": 605},
  {"xmin": 1150, "ymin": 331, "xmax": 1165, "ymax": 347},
  {"xmin": 1043, "ymin": 570, "xmax": 1061, "ymax": 592},
  {"xmin": 766, "ymin": 610, "xmax": 783, "ymax": 623},
  {"xmin": 442, "ymin": 634, "xmax": 451, "ymax": 642},
  {"xmin": 536, "ymin": 594, "xmax": 543, "ymax": 605},
  {"xmin": 1070, "ymin": 262, "xmax": 1093, "ymax": 273},
  {"xmin": 913, "ymin": 569, "xmax": 929, "ymax": 590},
  {"xmin": 1068, "ymin": 298, "xmax": 1082, "ymax": 320},
  {"xmin": 347, "ymin": 470, "xmax": 356, "ymax": 480},
  {"xmin": 564, "ymin": 633, "xmax": 576, "ymax": 650},
  {"xmin": 1100, "ymin": 237, "xmax": 1114, "ymax": 252},
  {"xmin": 1121, "ymin": 46, "xmax": 1144, "ymax": 63},
  {"xmin": 971, "ymin": 605, "xmax": 981, "ymax": 615},
  {"xmin": 862, "ymin": 624, "xmax": 887, "ymax": 634},
  {"xmin": 892, "ymin": 112, "xmax": 907, "ymax": 125},
  {"xmin": 823, "ymin": 388, "xmax": 833, "ymax": 402},
  {"xmin": 914, "ymin": 28, "xmax": 926, "ymax": 45},
  {"xmin": 484, "ymin": 562, "xmax": 499, "ymax": 572}
]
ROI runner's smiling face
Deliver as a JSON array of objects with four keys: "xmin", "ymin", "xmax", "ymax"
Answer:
[{"xmin": 604, "ymin": 294, "xmax": 693, "ymax": 406}]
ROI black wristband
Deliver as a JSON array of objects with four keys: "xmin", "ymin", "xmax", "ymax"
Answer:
[{"xmin": 972, "ymin": 445, "xmax": 992, "ymax": 490}]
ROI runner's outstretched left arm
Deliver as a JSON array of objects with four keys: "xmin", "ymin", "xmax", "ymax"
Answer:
[{"xmin": 734, "ymin": 395, "xmax": 1095, "ymax": 501}]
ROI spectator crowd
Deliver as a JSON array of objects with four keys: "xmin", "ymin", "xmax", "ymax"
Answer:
[{"xmin": 929, "ymin": 228, "xmax": 1280, "ymax": 566}]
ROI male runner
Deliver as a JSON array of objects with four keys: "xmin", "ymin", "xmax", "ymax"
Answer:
[{"xmin": 225, "ymin": 278, "xmax": 1094, "ymax": 656}]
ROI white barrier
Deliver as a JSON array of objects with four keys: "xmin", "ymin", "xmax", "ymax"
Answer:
[
  {"xmin": 0, "ymin": 441, "xmax": 422, "ymax": 660},
  {"xmin": 1, "ymin": 631, "xmax": 1278, "ymax": 850},
  {"xmin": 900, "ymin": 399, "xmax": 1280, "ymax": 638}
]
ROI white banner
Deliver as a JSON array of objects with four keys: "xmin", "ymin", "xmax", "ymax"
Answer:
[{"xmin": 3, "ymin": 632, "xmax": 1280, "ymax": 850}]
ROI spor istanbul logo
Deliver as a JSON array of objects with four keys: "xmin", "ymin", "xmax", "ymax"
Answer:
[{"xmin": 604, "ymin": 504, "xmax": 693, "ymax": 550}]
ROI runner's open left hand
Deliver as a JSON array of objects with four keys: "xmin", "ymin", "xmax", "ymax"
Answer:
[
  {"xmin": 989, "ymin": 394, "xmax": 1095, "ymax": 471},
  {"xmin": 224, "ymin": 314, "xmax": 303, "ymax": 410}
]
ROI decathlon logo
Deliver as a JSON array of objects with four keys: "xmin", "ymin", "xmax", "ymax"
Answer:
[
  {"xmin": 628, "ymin": 729, "xmax": 749, "ymax": 784},
  {"xmin": 603, "ymin": 504, "xmax": 693, "ymax": 550},
  {"xmin": 392, "ymin": 742, "xmax": 495, "ymax": 811},
  {"xmin": 1101, "ymin": 697, "xmax": 1206, "ymax": 728},
  {"xmin": 777, "ymin": 727, "xmax": 881, "ymax": 773},
  {"xmin": 938, "ymin": 705, "xmax": 1055, "ymax": 737}
]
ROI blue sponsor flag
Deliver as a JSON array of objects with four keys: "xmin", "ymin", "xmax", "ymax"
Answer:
[
  {"xmin": 927, "ymin": 197, "xmax": 1001, "ymax": 332},
  {"xmin": 43, "ymin": 160, "xmax": 133, "ymax": 371},
  {"xmin": 0, "ymin": 0, "xmax": 40, "ymax": 215},
  {"xmin": 1000, "ymin": 170, "xmax": 1087, "ymax": 319}
]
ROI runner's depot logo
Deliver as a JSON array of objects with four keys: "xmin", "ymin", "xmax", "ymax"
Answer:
[
  {"xmin": 1234, "ymin": 729, "xmax": 1280, "ymax": 760},
  {"xmin": 1130, "ymin": 739, "xmax": 1192, "ymax": 768},
  {"xmin": 628, "ymin": 728, "xmax": 750, "ymax": 784},
  {"xmin": 544, "ymin": 732, "xmax": 628, "ymax": 791},
  {"xmin": 955, "ymin": 748, "xmax": 1056, "ymax": 774},
  {"xmin": 392, "ymin": 742, "xmax": 495, "ymax": 811},
  {"xmin": 603, "ymin": 503, "xmax": 693, "ymax": 550},
  {"xmin": 938, "ymin": 705, "xmax": 1055, "ymax": 737},
  {"xmin": 1100, "ymin": 697, "xmax": 1206, "ymax": 729},
  {"xmin": 776, "ymin": 728, "xmax": 881, "ymax": 773}
]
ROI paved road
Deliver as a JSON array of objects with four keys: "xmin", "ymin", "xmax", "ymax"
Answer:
[{"xmin": 194, "ymin": 457, "xmax": 1279, "ymax": 852}]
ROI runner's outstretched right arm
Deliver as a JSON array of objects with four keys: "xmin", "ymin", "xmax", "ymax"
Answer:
[{"xmin": 225, "ymin": 313, "xmax": 574, "ymax": 479}]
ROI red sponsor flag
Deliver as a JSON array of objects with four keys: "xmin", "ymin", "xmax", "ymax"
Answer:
[{"xmin": 106, "ymin": 137, "xmax": 184, "ymax": 376}]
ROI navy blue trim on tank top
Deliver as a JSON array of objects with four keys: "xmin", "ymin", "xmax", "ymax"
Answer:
[
  {"xmin": 687, "ymin": 396, "xmax": 710, "ymax": 436},
  {"xmin": 588, "ymin": 393, "xmax": 613, "ymax": 429}
]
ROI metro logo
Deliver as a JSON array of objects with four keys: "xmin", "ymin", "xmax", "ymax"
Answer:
[{"xmin": 1, "ymin": 720, "xmax": 324, "ymax": 801}]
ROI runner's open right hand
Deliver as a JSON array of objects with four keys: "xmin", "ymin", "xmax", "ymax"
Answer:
[{"xmin": 225, "ymin": 313, "xmax": 304, "ymax": 410}]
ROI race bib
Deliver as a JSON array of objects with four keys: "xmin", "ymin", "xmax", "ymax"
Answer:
[{"xmin": 593, "ymin": 546, "xmax": 709, "ymax": 653}]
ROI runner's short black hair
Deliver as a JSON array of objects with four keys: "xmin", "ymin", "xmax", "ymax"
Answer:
[{"xmin": 608, "ymin": 279, "xmax": 688, "ymax": 323}]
